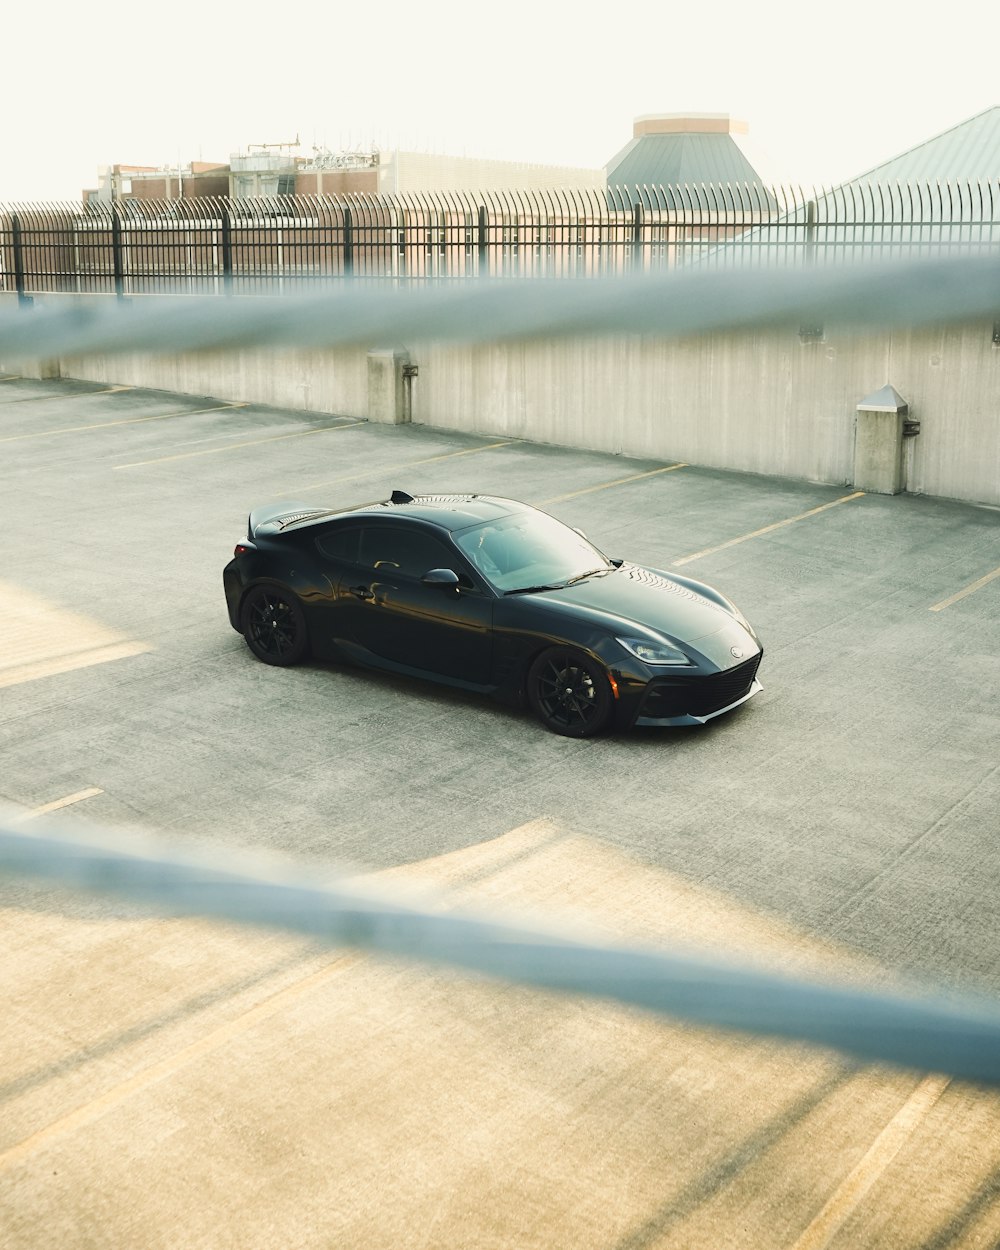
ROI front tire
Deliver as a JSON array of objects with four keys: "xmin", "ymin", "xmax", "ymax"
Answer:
[
  {"xmin": 527, "ymin": 646, "xmax": 613, "ymax": 737},
  {"xmin": 241, "ymin": 585, "xmax": 308, "ymax": 666}
]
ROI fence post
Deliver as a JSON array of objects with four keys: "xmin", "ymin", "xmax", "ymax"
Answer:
[
  {"xmin": 805, "ymin": 198, "xmax": 817, "ymax": 266},
  {"xmin": 343, "ymin": 206, "xmax": 354, "ymax": 277},
  {"xmin": 478, "ymin": 205, "xmax": 488, "ymax": 276},
  {"xmin": 221, "ymin": 205, "xmax": 233, "ymax": 295},
  {"xmin": 111, "ymin": 205, "xmax": 125, "ymax": 301},
  {"xmin": 11, "ymin": 213, "xmax": 32, "ymax": 308},
  {"xmin": 632, "ymin": 201, "xmax": 644, "ymax": 270}
]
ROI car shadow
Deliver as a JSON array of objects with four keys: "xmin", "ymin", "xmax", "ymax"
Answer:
[{"xmin": 299, "ymin": 654, "xmax": 754, "ymax": 748}]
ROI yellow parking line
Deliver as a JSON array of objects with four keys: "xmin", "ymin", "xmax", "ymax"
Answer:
[
  {"xmin": 113, "ymin": 420, "xmax": 367, "ymax": 469},
  {"xmin": 0, "ymin": 952, "xmax": 364, "ymax": 1175},
  {"xmin": 1, "ymin": 578, "xmax": 152, "ymax": 687},
  {"xmin": 15, "ymin": 788, "xmax": 104, "ymax": 823},
  {"xmin": 0, "ymin": 816, "xmax": 547, "ymax": 1173},
  {"xmin": 541, "ymin": 463, "xmax": 686, "ymax": 504},
  {"xmin": 929, "ymin": 564, "xmax": 1000, "ymax": 611},
  {"xmin": 789, "ymin": 1075, "xmax": 950, "ymax": 1250},
  {"xmin": 0, "ymin": 640, "xmax": 151, "ymax": 689},
  {"xmin": 0, "ymin": 401, "xmax": 248, "ymax": 443},
  {"xmin": 674, "ymin": 492, "xmax": 865, "ymax": 566},
  {"xmin": 0, "ymin": 384, "xmax": 133, "ymax": 405},
  {"xmin": 293, "ymin": 440, "xmax": 515, "ymax": 492}
]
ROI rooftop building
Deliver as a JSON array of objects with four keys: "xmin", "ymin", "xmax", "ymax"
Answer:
[
  {"xmin": 604, "ymin": 114, "xmax": 771, "ymax": 207},
  {"xmin": 711, "ymin": 106, "xmax": 1000, "ymax": 266},
  {"xmin": 87, "ymin": 162, "xmax": 230, "ymax": 204},
  {"xmin": 850, "ymin": 106, "xmax": 1000, "ymax": 182},
  {"xmin": 86, "ymin": 143, "xmax": 605, "ymax": 203}
]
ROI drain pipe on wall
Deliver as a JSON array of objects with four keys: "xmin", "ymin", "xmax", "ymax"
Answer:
[{"xmin": 367, "ymin": 347, "xmax": 416, "ymax": 424}]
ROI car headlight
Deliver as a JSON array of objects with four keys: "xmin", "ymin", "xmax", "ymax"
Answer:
[{"xmin": 617, "ymin": 636, "xmax": 692, "ymax": 666}]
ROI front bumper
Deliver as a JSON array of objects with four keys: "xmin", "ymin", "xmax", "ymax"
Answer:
[{"xmin": 630, "ymin": 651, "xmax": 763, "ymax": 728}]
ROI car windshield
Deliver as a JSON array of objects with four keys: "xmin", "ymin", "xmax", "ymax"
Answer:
[{"xmin": 454, "ymin": 511, "xmax": 611, "ymax": 593}]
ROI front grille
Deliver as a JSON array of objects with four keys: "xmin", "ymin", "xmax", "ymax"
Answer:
[{"xmin": 640, "ymin": 653, "xmax": 762, "ymax": 719}]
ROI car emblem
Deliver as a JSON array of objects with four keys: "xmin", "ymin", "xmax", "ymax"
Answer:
[{"xmin": 731, "ymin": 646, "xmax": 744, "ymax": 659}]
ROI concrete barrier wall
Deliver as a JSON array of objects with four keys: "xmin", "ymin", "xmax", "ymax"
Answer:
[
  {"xmin": 411, "ymin": 332, "xmax": 886, "ymax": 486},
  {"xmin": 62, "ymin": 344, "xmax": 370, "ymax": 421},
  {"xmin": 875, "ymin": 324, "xmax": 1000, "ymax": 506},
  {"xmin": 4, "ymin": 294, "xmax": 998, "ymax": 506},
  {"xmin": 408, "ymin": 322, "xmax": 1000, "ymax": 506}
]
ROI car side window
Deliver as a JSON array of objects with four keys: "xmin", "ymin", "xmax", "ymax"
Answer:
[
  {"xmin": 315, "ymin": 527, "xmax": 361, "ymax": 565},
  {"xmin": 357, "ymin": 526, "xmax": 455, "ymax": 579}
]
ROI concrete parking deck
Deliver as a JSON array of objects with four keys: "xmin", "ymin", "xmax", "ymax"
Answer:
[{"xmin": 2, "ymin": 377, "xmax": 999, "ymax": 1249}]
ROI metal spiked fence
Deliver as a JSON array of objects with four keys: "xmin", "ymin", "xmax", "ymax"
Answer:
[{"xmin": 2, "ymin": 181, "xmax": 999, "ymax": 299}]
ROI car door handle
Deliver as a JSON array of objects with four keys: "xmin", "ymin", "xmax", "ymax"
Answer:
[{"xmin": 348, "ymin": 584, "xmax": 375, "ymax": 601}]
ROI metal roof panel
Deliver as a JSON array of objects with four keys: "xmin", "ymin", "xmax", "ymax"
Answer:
[
  {"xmin": 854, "ymin": 107, "xmax": 1000, "ymax": 182},
  {"xmin": 606, "ymin": 133, "xmax": 765, "ymax": 188}
]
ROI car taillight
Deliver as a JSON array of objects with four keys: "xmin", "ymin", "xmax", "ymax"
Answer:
[{"xmin": 234, "ymin": 541, "xmax": 256, "ymax": 557}]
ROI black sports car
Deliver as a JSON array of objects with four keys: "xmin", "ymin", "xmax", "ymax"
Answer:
[{"xmin": 223, "ymin": 492, "xmax": 762, "ymax": 737}]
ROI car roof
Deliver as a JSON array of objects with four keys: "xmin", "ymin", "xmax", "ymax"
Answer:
[
  {"xmin": 255, "ymin": 493, "xmax": 535, "ymax": 539},
  {"xmin": 334, "ymin": 493, "xmax": 530, "ymax": 533}
]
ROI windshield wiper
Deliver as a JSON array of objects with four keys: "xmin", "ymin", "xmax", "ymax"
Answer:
[
  {"xmin": 503, "ymin": 583, "xmax": 565, "ymax": 595},
  {"xmin": 563, "ymin": 567, "xmax": 611, "ymax": 586}
]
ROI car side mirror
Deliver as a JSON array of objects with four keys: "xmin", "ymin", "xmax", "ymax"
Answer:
[{"xmin": 421, "ymin": 567, "xmax": 461, "ymax": 591}]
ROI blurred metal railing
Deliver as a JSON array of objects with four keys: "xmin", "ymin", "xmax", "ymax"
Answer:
[
  {"xmin": 2, "ymin": 181, "xmax": 999, "ymax": 297},
  {"xmin": 4, "ymin": 816, "xmax": 1000, "ymax": 1086},
  {"xmin": 2, "ymin": 252, "xmax": 998, "ymax": 364}
]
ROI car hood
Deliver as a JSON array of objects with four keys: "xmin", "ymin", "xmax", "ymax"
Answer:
[{"xmin": 532, "ymin": 563, "xmax": 756, "ymax": 663}]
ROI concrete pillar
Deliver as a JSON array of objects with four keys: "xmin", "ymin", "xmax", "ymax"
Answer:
[
  {"xmin": 367, "ymin": 348, "xmax": 414, "ymax": 424},
  {"xmin": 854, "ymin": 384, "xmax": 909, "ymax": 495}
]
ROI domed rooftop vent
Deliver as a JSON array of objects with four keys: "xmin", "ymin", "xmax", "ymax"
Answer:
[{"xmin": 605, "ymin": 113, "xmax": 771, "ymax": 208}]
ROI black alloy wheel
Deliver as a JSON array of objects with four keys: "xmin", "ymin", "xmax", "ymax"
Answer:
[
  {"xmin": 527, "ymin": 646, "xmax": 613, "ymax": 737},
  {"xmin": 241, "ymin": 585, "xmax": 308, "ymax": 666}
]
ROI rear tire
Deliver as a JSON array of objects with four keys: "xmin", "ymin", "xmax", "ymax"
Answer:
[
  {"xmin": 527, "ymin": 646, "xmax": 613, "ymax": 737},
  {"xmin": 241, "ymin": 585, "xmax": 308, "ymax": 666}
]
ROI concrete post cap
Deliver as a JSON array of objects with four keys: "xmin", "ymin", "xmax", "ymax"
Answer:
[{"xmin": 857, "ymin": 384, "xmax": 908, "ymax": 414}]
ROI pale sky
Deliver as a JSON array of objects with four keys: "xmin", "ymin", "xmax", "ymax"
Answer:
[{"xmin": 3, "ymin": 0, "xmax": 998, "ymax": 203}]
